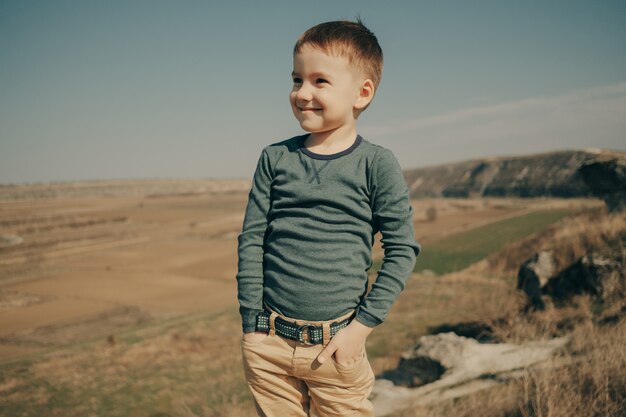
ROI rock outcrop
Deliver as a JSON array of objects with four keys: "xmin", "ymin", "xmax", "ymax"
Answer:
[
  {"xmin": 517, "ymin": 251, "xmax": 625, "ymax": 309},
  {"xmin": 517, "ymin": 251, "xmax": 556, "ymax": 310},
  {"xmin": 544, "ymin": 253, "xmax": 625, "ymax": 303},
  {"xmin": 404, "ymin": 148, "xmax": 625, "ymax": 199},
  {"xmin": 578, "ymin": 155, "xmax": 626, "ymax": 212}
]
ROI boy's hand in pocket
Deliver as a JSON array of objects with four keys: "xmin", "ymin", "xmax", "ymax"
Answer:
[{"xmin": 316, "ymin": 319, "xmax": 373, "ymax": 366}]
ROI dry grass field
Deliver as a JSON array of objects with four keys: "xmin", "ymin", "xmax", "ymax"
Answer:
[
  {"xmin": 0, "ymin": 179, "xmax": 620, "ymax": 416},
  {"xmin": 386, "ymin": 208, "xmax": 626, "ymax": 417},
  {"xmin": 0, "ymin": 180, "xmax": 249, "ymax": 362}
]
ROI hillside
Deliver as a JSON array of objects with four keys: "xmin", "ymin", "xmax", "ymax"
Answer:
[{"xmin": 404, "ymin": 148, "xmax": 625, "ymax": 199}]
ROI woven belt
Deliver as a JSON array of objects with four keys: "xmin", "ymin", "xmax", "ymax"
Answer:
[{"xmin": 254, "ymin": 309, "xmax": 355, "ymax": 345}]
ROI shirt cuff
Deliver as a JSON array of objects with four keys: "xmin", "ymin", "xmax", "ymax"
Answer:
[
  {"xmin": 354, "ymin": 308, "xmax": 382, "ymax": 328},
  {"xmin": 241, "ymin": 308, "xmax": 264, "ymax": 333}
]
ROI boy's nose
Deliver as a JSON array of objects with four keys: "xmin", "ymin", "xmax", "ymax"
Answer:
[{"xmin": 295, "ymin": 85, "xmax": 313, "ymax": 101}]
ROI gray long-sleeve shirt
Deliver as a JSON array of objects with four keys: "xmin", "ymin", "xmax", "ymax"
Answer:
[{"xmin": 236, "ymin": 134, "xmax": 421, "ymax": 333}]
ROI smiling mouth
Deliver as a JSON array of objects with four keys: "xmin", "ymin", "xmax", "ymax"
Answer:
[{"xmin": 299, "ymin": 107, "xmax": 321, "ymax": 112}]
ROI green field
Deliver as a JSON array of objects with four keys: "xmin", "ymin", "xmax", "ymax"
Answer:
[
  {"xmin": 373, "ymin": 209, "xmax": 572, "ymax": 275},
  {"xmin": 416, "ymin": 209, "xmax": 572, "ymax": 274}
]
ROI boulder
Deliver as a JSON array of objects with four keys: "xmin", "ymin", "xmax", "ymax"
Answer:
[
  {"xmin": 517, "ymin": 251, "xmax": 555, "ymax": 309},
  {"xmin": 544, "ymin": 253, "xmax": 625, "ymax": 303},
  {"xmin": 379, "ymin": 356, "xmax": 445, "ymax": 388}
]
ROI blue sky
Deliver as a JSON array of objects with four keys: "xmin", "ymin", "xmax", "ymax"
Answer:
[{"xmin": 1, "ymin": 1, "xmax": 625, "ymax": 184}]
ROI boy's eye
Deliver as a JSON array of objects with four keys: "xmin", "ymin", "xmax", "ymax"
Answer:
[
  {"xmin": 292, "ymin": 77, "xmax": 302, "ymax": 84},
  {"xmin": 316, "ymin": 78, "xmax": 329, "ymax": 84}
]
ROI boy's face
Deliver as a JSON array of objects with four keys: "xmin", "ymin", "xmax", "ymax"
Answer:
[{"xmin": 290, "ymin": 44, "xmax": 370, "ymax": 137}]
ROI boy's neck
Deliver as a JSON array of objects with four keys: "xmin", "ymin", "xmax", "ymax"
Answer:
[{"xmin": 305, "ymin": 124, "xmax": 358, "ymax": 153}]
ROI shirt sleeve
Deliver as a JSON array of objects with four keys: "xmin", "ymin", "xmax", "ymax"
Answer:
[
  {"xmin": 236, "ymin": 148, "xmax": 273, "ymax": 333},
  {"xmin": 355, "ymin": 148, "xmax": 421, "ymax": 328}
]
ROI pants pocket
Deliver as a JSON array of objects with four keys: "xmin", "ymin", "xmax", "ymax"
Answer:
[
  {"xmin": 241, "ymin": 333, "xmax": 274, "ymax": 349},
  {"xmin": 331, "ymin": 347, "xmax": 367, "ymax": 376}
]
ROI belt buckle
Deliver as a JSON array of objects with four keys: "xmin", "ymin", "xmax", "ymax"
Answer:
[{"xmin": 296, "ymin": 324, "xmax": 318, "ymax": 345}]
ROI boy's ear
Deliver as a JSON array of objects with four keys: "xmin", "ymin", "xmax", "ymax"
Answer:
[{"xmin": 354, "ymin": 78, "xmax": 375, "ymax": 110}]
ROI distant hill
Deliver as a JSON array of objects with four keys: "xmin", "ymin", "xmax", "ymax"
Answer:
[
  {"xmin": 0, "ymin": 178, "xmax": 250, "ymax": 200},
  {"xmin": 403, "ymin": 148, "xmax": 626, "ymax": 199}
]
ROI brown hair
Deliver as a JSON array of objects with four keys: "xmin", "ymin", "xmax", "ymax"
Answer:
[{"xmin": 293, "ymin": 19, "xmax": 383, "ymax": 90}]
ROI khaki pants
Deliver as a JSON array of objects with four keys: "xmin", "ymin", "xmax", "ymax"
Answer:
[{"xmin": 241, "ymin": 306, "xmax": 376, "ymax": 416}]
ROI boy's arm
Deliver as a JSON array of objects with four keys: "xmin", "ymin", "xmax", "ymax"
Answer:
[
  {"xmin": 316, "ymin": 148, "xmax": 420, "ymax": 365},
  {"xmin": 356, "ymin": 148, "xmax": 421, "ymax": 329},
  {"xmin": 236, "ymin": 148, "xmax": 272, "ymax": 334}
]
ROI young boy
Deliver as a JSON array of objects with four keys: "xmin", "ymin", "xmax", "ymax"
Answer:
[{"xmin": 237, "ymin": 19, "xmax": 421, "ymax": 417}]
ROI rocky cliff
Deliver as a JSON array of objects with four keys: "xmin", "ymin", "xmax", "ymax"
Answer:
[{"xmin": 404, "ymin": 148, "xmax": 625, "ymax": 199}]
